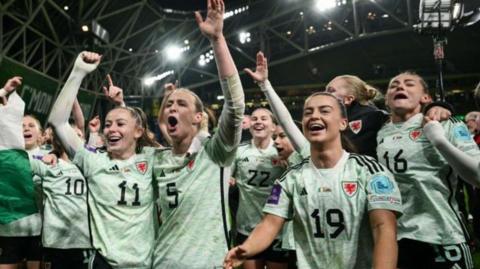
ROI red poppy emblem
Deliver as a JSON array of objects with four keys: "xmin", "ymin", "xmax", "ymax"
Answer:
[
  {"xmin": 342, "ymin": 182, "xmax": 358, "ymax": 197},
  {"xmin": 136, "ymin": 162, "xmax": 148, "ymax": 174},
  {"xmin": 409, "ymin": 130, "xmax": 422, "ymax": 141},
  {"xmin": 349, "ymin": 120, "xmax": 362, "ymax": 134}
]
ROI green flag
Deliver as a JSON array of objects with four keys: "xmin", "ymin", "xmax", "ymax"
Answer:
[{"xmin": 0, "ymin": 149, "xmax": 38, "ymax": 224}]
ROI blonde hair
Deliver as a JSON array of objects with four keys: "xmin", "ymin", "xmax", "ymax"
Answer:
[{"xmin": 333, "ymin": 75, "xmax": 379, "ymax": 105}]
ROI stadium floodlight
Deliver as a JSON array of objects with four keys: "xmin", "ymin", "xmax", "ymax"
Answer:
[
  {"xmin": 143, "ymin": 70, "xmax": 175, "ymax": 86},
  {"xmin": 315, "ymin": 0, "xmax": 336, "ymax": 12},
  {"xmin": 239, "ymin": 32, "xmax": 251, "ymax": 44},
  {"xmin": 165, "ymin": 45, "xmax": 183, "ymax": 61},
  {"xmin": 314, "ymin": 0, "xmax": 347, "ymax": 12},
  {"xmin": 81, "ymin": 25, "xmax": 89, "ymax": 32}
]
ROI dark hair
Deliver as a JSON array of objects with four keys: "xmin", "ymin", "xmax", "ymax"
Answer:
[
  {"xmin": 305, "ymin": 92, "xmax": 348, "ymax": 119},
  {"xmin": 304, "ymin": 92, "xmax": 356, "ymax": 152}
]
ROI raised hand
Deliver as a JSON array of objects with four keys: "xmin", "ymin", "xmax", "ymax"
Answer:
[
  {"xmin": 164, "ymin": 81, "xmax": 177, "ymax": 96},
  {"xmin": 103, "ymin": 75, "xmax": 125, "ymax": 107},
  {"xmin": 194, "ymin": 0, "xmax": 225, "ymax": 41},
  {"xmin": 88, "ymin": 115, "xmax": 101, "ymax": 133},
  {"xmin": 424, "ymin": 106, "xmax": 451, "ymax": 123},
  {"xmin": 244, "ymin": 51, "xmax": 268, "ymax": 83},
  {"xmin": 73, "ymin": 51, "xmax": 101, "ymax": 74},
  {"xmin": 223, "ymin": 246, "xmax": 248, "ymax": 269},
  {"xmin": 3, "ymin": 76, "xmax": 22, "ymax": 93}
]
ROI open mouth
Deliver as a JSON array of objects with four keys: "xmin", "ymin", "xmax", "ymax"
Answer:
[
  {"xmin": 23, "ymin": 134, "xmax": 33, "ymax": 139},
  {"xmin": 252, "ymin": 124, "xmax": 265, "ymax": 131},
  {"xmin": 276, "ymin": 147, "xmax": 284, "ymax": 153},
  {"xmin": 107, "ymin": 136, "xmax": 122, "ymax": 145},
  {"xmin": 308, "ymin": 123, "xmax": 326, "ymax": 132},
  {"xmin": 168, "ymin": 116, "xmax": 178, "ymax": 127},
  {"xmin": 393, "ymin": 93, "xmax": 408, "ymax": 100}
]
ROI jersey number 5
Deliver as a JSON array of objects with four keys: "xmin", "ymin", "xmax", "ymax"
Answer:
[
  {"xmin": 117, "ymin": 181, "xmax": 141, "ymax": 206},
  {"xmin": 311, "ymin": 209, "xmax": 345, "ymax": 239}
]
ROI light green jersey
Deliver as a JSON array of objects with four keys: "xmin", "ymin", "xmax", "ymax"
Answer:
[
  {"xmin": 281, "ymin": 143, "xmax": 310, "ymax": 250},
  {"xmin": 264, "ymin": 151, "xmax": 403, "ymax": 269},
  {"xmin": 73, "ymin": 146, "xmax": 156, "ymax": 269},
  {"xmin": 153, "ymin": 137, "xmax": 235, "ymax": 269},
  {"xmin": 0, "ymin": 147, "xmax": 48, "ymax": 236},
  {"xmin": 232, "ymin": 140, "xmax": 285, "ymax": 235},
  {"xmin": 30, "ymin": 158, "xmax": 91, "ymax": 249},
  {"xmin": 376, "ymin": 114, "xmax": 480, "ymax": 245}
]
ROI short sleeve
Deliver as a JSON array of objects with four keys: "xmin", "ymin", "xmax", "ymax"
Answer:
[
  {"xmin": 365, "ymin": 169, "xmax": 403, "ymax": 214},
  {"xmin": 263, "ymin": 179, "xmax": 293, "ymax": 220}
]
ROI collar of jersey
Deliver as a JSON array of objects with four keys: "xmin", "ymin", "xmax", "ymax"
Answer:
[
  {"xmin": 309, "ymin": 150, "xmax": 348, "ymax": 174},
  {"xmin": 391, "ymin": 113, "xmax": 423, "ymax": 130}
]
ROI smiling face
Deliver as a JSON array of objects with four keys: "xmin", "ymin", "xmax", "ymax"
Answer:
[
  {"xmin": 302, "ymin": 94, "xmax": 347, "ymax": 146},
  {"xmin": 273, "ymin": 125, "xmax": 294, "ymax": 160},
  {"xmin": 163, "ymin": 90, "xmax": 203, "ymax": 144},
  {"xmin": 103, "ymin": 108, "xmax": 143, "ymax": 159},
  {"xmin": 386, "ymin": 73, "xmax": 431, "ymax": 118},
  {"xmin": 249, "ymin": 108, "xmax": 276, "ymax": 141},
  {"xmin": 23, "ymin": 115, "xmax": 42, "ymax": 150}
]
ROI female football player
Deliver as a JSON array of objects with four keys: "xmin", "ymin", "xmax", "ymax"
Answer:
[
  {"xmin": 231, "ymin": 107, "xmax": 289, "ymax": 269},
  {"xmin": 48, "ymin": 52, "xmax": 157, "ymax": 269},
  {"xmin": 378, "ymin": 71, "xmax": 480, "ymax": 269},
  {"xmin": 152, "ymin": 0, "xmax": 245, "ymax": 268},
  {"xmin": 224, "ymin": 92, "xmax": 403, "ymax": 269}
]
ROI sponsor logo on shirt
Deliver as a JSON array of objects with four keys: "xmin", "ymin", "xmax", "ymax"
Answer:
[
  {"xmin": 409, "ymin": 129, "xmax": 422, "ymax": 141},
  {"xmin": 267, "ymin": 184, "xmax": 282, "ymax": 205},
  {"xmin": 242, "ymin": 157, "xmax": 249, "ymax": 162},
  {"xmin": 453, "ymin": 125, "xmax": 470, "ymax": 141},
  {"xmin": 370, "ymin": 175, "xmax": 394, "ymax": 195},
  {"xmin": 136, "ymin": 161, "xmax": 148, "ymax": 174},
  {"xmin": 342, "ymin": 181, "xmax": 358, "ymax": 197},
  {"xmin": 300, "ymin": 187, "xmax": 308, "ymax": 196},
  {"xmin": 108, "ymin": 164, "xmax": 120, "ymax": 173},
  {"xmin": 349, "ymin": 120, "xmax": 362, "ymax": 134}
]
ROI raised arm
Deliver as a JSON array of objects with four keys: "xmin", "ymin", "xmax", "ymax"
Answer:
[
  {"xmin": 0, "ymin": 76, "xmax": 22, "ymax": 104},
  {"xmin": 245, "ymin": 52, "xmax": 307, "ymax": 152},
  {"xmin": 72, "ymin": 98, "xmax": 85, "ymax": 135},
  {"xmin": 0, "ymin": 76, "xmax": 25, "ymax": 150},
  {"xmin": 48, "ymin": 52, "xmax": 100, "ymax": 156},
  {"xmin": 195, "ymin": 0, "xmax": 245, "ymax": 151},
  {"xmin": 424, "ymin": 119, "xmax": 480, "ymax": 187}
]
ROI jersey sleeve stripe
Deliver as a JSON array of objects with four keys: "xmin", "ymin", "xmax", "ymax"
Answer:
[
  {"xmin": 359, "ymin": 155, "xmax": 385, "ymax": 173},
  {"xmin": 350, "ymin": 154, "xmax": 375, "ymax": 174}
]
